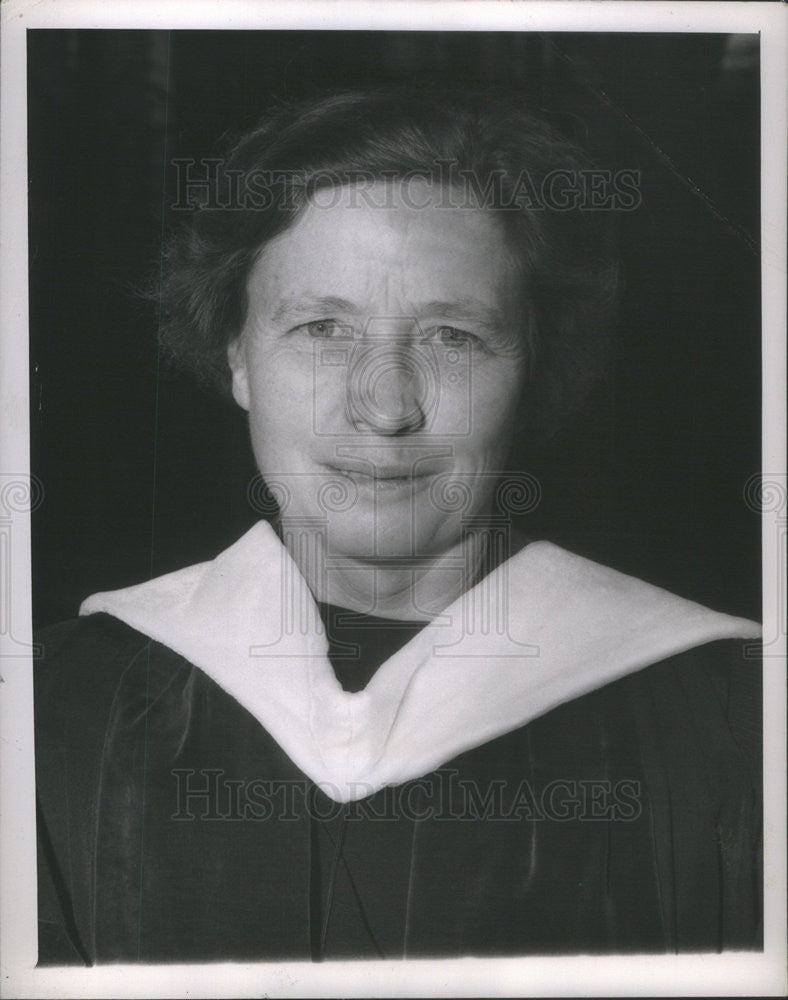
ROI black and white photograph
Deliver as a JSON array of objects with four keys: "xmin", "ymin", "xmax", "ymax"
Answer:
[{"xmin": 1, "ymin": 1, "xmax": 786, "ymax": 997}]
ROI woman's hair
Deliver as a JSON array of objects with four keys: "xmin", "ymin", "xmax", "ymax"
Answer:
[{"xmin": 157, "ymin": 87, "xmax": 620, "ymax": 442}]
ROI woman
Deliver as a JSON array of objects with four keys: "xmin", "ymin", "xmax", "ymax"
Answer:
[{"xmin": 35, "ymin": 89, "xmax": 762, "ymax": 963}]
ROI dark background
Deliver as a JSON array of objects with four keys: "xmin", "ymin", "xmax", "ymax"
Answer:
[{"xmin": 28, "ymin": 30, "xmax": 761, "ymax": 628}]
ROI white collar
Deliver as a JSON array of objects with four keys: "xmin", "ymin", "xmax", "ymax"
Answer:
[{"xmin": 81, "ymin": 521, "xmax": 760, "ymax": 802}]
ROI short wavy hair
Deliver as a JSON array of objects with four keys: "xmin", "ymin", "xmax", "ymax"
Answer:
[{"xmin": 157, "ymin": 87, "xmax": 620, "ymax": 443}]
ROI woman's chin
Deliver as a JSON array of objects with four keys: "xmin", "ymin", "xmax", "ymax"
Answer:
[{"xmin": 324, "ymin": 515, "xmax": 451, "ymax": 563}]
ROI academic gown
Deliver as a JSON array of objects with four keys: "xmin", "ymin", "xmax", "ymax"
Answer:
[{"xmin": 34, "ymin": 524, "xmax": 763, "ymax": 963}]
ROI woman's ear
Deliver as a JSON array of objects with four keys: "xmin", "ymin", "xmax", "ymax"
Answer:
[{"xmin": 227, "ymin": 337, "xmax": 251, "ymax": 411}]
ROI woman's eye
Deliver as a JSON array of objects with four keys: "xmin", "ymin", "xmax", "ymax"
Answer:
[
  {"xmin": 437, "ymin": 326, "xmax": 475, "ymax": 345},
  {"xmin": 300, "ymin": 319, "xmax": 353, "ymax": 340}
]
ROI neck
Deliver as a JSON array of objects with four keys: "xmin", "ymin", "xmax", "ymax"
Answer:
[{"xmin": 276, "ymin": 520, "xmax": 527, "ymax": 621}]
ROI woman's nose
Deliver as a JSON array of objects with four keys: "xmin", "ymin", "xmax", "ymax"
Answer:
[{"xmin": 346, "ymin": 343, "xmax": 427, "ymax": 435}]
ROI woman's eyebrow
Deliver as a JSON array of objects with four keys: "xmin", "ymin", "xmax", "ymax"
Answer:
[
  {"xmin": 411, "ymin": 299, "xmax": 506, "ymax": 330},
  {"xmin": 269, "ymin": 295, "xmax": 506, "ymax": 331},
  {"xmin": 270, "ymin": 296, "xmax": 363, "ymax": 325}
]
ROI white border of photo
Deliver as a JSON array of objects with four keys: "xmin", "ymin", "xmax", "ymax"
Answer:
[{"xmin": 1, "ymin": 2, "xmax": 785, "ymax": 996}]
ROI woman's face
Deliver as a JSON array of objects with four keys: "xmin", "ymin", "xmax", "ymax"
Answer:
[{"xmin": 228, "ymin": 181, "xmax": 529, "ymax": 561}]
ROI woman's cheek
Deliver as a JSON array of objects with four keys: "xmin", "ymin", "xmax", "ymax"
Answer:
[
  {"xmin": 248, "ymin": 343, "xmax": 313, "ymax": 397},
  {"xmin": 467, "ymin": 361, "xmax": 524, "ymax": 424}
]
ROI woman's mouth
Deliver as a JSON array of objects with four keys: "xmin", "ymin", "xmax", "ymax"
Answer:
[{"xmin": 325, "ymin": 461, "xmax": 437, "ymax": 490}]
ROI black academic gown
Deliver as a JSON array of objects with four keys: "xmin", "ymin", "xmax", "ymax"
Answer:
[{"xmin": 34, "ymin": 613, "xmax": 762, "ymax": 964}]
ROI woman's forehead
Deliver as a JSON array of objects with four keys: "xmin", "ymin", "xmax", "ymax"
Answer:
[{"xmin": 248, "ymin": 181, "xmax": 520, "ymax": 317}]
